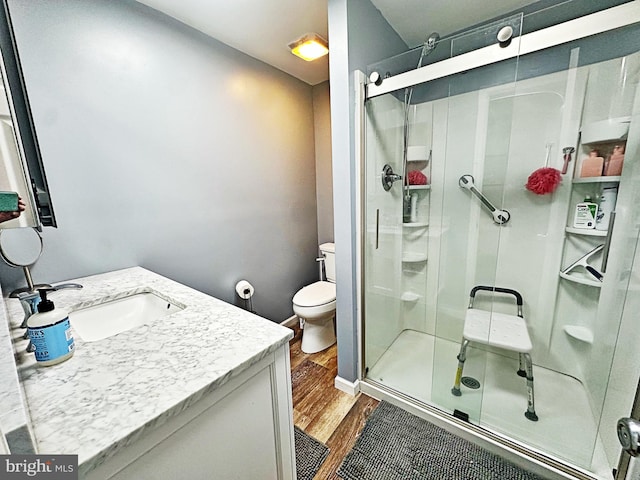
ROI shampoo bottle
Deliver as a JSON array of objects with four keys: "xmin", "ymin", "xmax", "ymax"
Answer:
[
  {"xmin": 605, "ymin": 145, "xmax": 625, "ymax": 176},
  {"xmin": 410, "ymin": 193, "xmax": 418, "ymax": 223},
  {"xmin": 27, "ymin": 289, "xmax": 75, "ymax": 366},
  {"xmin": 596, "ymin": 186, "xmax": 618, "ymax": 231},
  {"xmin": 580, "ymin": 150, "xmax": 604, "ymax": 177},
  {"xmin": 573, "ymin": 196, "xmax": 598, "ymax": 229}
]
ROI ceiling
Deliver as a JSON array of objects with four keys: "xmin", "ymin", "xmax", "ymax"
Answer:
[{"xmin": 136, "ymin": 0, "xmax": 539, "ymax": 86}]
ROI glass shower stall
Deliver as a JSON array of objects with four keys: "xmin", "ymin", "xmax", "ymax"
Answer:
[{"xmin": 359, "ymin": 3, "xmax": 640, "ymax": 479}]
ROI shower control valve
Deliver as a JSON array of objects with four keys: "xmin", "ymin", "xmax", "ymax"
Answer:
[{"xmin": 381, "ymin": 164, "xmax": 402, "ymax": 191}]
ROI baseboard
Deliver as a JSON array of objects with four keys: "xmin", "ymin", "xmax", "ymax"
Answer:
[
  {"xmin": 334, "ymin": 376, "xmax": 360, "ymax": 396},
  {"xmin": 280, "ymin": 315, "xmax": 298, "ymax": 328}
]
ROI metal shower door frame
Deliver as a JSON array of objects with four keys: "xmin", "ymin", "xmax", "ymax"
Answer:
[
  {"xmin": 365, "ymin": 2, "xmax": 640, "ymax": 102},
  {"xmin": 357, "ymin": 3, "xmax": 640, "ymax": 480}
]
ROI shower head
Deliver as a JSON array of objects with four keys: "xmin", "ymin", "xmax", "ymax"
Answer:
[
  {"xmin": 425, "ymin": 32, "xmax": 440, "ymax": 51},
  {"xmin": 417, "ymin": 32, "xmax": 440, "ymax": 68}
]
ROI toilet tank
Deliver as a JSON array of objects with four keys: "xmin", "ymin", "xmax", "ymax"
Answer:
[{"xmin": 319, "ymin": 243, "xmax": 335, "ymax": 283}]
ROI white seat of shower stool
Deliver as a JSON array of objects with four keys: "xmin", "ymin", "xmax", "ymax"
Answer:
[{"xmin": 463, "ymin": 308, "xmax": 532, "ymax": 353}]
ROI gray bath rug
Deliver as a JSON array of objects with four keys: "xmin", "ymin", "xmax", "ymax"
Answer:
[
  {"xmin": 295, "ymin": 426, "xmax": 330, "ymax": 480},
  {"xmin": 338, "ymin": 401, "xmax": 545, "ymax": 480}
]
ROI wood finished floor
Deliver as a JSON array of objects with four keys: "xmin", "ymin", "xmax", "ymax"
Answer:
[{"xmin": 289, "ymin": 326, "xmax": 379, "ymax": 480}]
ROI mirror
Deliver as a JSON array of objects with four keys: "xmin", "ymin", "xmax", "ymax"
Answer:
[
  {"xmin": 0, "ymin": 227, "xmax": 47, "ymax": 295},
  {"xmin": 0, "ymin": 78, "xmax": 37, "ymax": 229},
  {"xmin": 0, "ymin": 0, "xmax": 56, "ymax": 229}
]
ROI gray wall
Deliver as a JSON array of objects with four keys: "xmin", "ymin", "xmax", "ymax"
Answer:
[
  {"xmin": 312, "ymin": 81, "xmax": 333, "ymax": 245},
  {"xmin": 328, "ymin": 0, "xmax": 406, "ymax": 381},
  {"xmin": 0, "ymin": 0, "xmax": 320, "ymax": 322}
]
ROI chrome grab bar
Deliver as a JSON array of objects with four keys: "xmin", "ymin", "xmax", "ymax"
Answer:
[{"xmin": 459, "ymin": 175, "xmax": 511, "ymax": 225}]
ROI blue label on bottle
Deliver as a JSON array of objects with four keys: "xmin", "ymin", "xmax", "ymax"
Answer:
[{"xmin": 28, "ymin": 317, "xmax": 74, "ymax": 363}]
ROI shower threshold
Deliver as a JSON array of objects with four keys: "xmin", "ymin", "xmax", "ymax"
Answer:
[{"xmin": 365, "ymin": 329, "xmax": 610, "ymax": 479}]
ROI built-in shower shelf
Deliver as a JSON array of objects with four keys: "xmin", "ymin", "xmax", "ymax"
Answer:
[
  {"xmin": 408, "ymin": 185, "xmax": 431, "ymax": 191},
  {"xmin": 563, "ymin": 325, "xmax": 594, "ymax": 344},
  {"xmin": 559, "ymin": 271, "xmax": 603, "ymax": 288},
  {"xmin": 572, "ymin": 176, "xmax": 620, "ymax": 184},
  {"xmin": 565, "ymin": 227, "xmax": 607, "ymax": 237},
  {"xmin": 407, "ymin": 146, "xmax": 430, "ymax": 162},
  {"xmin": 400, "ymin": 292, "xmax": 420, "ymax": 302},
  {"xmin": 403, "ymin": 222, "xmax": 429, "ymax": 228},
  {"xmin": 402, "ymin": 253, "xmax": 428, "ymax": 263}
]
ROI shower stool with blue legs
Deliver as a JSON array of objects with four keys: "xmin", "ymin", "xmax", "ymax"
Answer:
[{"xmin": 451, "ymin": 285, "xmax": 538, "ymax": 421}]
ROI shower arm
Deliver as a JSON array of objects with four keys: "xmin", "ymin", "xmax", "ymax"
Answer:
[
  {"xmin": 402, "ymin": 89, "xmax": 411, "ymax": 201},
  {"xmin": 401, "ymin": 33, "xmax": 439, "ymax": 203}
]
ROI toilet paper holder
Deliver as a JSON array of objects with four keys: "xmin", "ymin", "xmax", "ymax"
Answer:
[{"xmin": 235, "ymin": 280, "xmax": 254, "ymax": 300}]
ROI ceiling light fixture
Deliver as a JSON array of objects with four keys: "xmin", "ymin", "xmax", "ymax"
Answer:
[{"xmin": 288, "ymin": 33, "xmax": 329, "ymax": 62}]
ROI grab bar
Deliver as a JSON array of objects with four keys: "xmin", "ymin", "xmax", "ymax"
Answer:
[{"xmin": 459, "ymin": 175, "xmax": 510, "ymax": 225}]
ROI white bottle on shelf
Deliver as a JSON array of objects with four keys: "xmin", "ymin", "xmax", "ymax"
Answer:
[
  {"xmin": 596, "ymin": 186, "xmax": 617, "ymax": 231},
  {"xmin": 410, "ymin": 194, "xmax": 418, "ymax": 223}
]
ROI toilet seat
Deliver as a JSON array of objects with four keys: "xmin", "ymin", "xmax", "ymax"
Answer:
[
  {"xmin": 292, "ymin": 281, "xmax": 336, "ymax": 307},
  {"xmin": 292, "ymin": 264, "xmax": 337, "ymax": 353}
]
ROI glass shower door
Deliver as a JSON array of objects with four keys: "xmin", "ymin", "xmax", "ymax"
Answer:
[
  {"xmin": 363, "ymin": 9, "xmax": 640, "ymax": 476},
  {"xmin": 430, "ymin": 17, "xmax": 524, "ymax": 425},
  {"xmin": 363, "ymin": 14, "xmax": 524, "ymax": 424},
  {"xmin": 362, "ymin": 91, "xmax": 405, "ymax": 391}
]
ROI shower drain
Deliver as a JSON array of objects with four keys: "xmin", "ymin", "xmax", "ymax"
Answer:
[{"xmin": 461, "ymin": 376, "xmax": 481, "ymax": 389}]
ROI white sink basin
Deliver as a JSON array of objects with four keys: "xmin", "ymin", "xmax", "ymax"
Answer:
[{"xmin": 70, "ymin": 292, "xmax": 184, "ymax": 342}]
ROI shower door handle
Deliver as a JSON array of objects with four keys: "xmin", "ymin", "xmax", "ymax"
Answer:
[
  {"xmin": 375, "ymin": 209, "xmax": 380, "ymax": 249},
  {"xmin": 459, "ymin": 175, "xmax": 511, "ymax": 225}
]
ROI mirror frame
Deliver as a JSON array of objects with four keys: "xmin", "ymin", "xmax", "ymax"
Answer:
[{"xmin": 0, "ymin": 0, "xmax": 56, "ymax": 228}]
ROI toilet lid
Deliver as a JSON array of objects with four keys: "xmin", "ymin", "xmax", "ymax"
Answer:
[{"xmin": 293, "ymin": 281, "xmax": 336, "ymax": 307}]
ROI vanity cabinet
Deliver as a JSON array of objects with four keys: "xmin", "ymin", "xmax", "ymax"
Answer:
[{"xmin": 84, "ymin": 345, "xmax": 295, "ymax": 480}]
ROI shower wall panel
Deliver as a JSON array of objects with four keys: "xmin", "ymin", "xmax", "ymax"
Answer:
[{"xmin": 428, "ymin": 71, "xmax": 571, "ymax": 363}]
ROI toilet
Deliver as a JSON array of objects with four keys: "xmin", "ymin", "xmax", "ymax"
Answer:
[{"xmin": 293, "ymin": 243, "xmax": 336, "ymax": 354}]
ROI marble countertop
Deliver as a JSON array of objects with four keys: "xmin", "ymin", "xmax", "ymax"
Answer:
[
  {"xmin": 4, "ymin": 267, "xmax": 293, "ymax": 475},
  {"xmin": 0, "ymin": 295, "xmax": 30, "ymax": 435}
]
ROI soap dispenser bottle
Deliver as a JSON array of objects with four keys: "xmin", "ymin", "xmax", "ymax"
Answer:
[
  {"xmin": 27, "ymin": 289, "xmax": 75, "ymax": 366},
  {"xmin": 573, "ymin": 195, "xmax": 598, "ymax": 229}
]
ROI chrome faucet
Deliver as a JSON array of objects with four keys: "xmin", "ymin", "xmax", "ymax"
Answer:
[
  {"xmin": 17, "ymin": 291, "xmax": 41, "ymax": 329},
  {"xmin": 50, "ymin": 283, "xmax": 84, "ymax": 293},
  {"xmin": 17, "ymin": 283, "xmax": 83, "ymax": 352}
]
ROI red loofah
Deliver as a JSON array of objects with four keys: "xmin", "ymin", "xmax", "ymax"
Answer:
[
  {"xmin": 408, "ymin": 170, "xmax": 428, "ymax": 185},
  {"xmin": 525, "ymin": 167, "xmax": 562, "ymax": 195}
]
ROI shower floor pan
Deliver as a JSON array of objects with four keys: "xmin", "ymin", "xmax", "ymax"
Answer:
[{"xmin": 366, "ymin": 329, "xmax": 610, "ymax": 478}]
